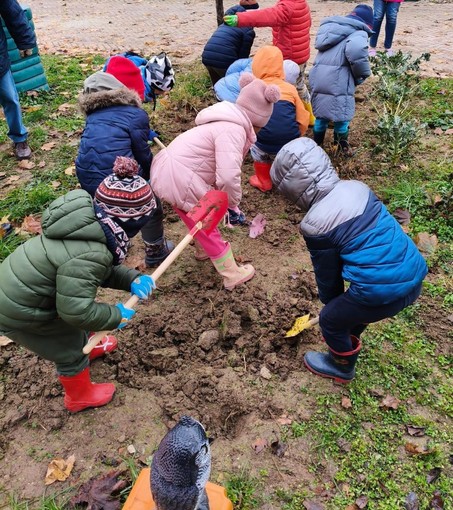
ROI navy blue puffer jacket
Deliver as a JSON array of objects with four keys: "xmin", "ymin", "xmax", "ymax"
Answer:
[
  {"xmin": 76, "ymin": 83, "xmax": 152, "ymax": 196},
  {"xmin": 0, "ymin": 0, "xmax": 36, "ymax": 78},
  {"xmin": 202, "ymin": 5, "xmax": 257, "ymax": 70}
]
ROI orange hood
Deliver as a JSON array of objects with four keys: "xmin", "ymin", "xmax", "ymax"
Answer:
[{"xmin": 252, "ymin": 46, "xmax": 285, "ymax": 84}]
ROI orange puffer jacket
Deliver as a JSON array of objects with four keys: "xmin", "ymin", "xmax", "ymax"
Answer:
[{"xmin": 236, "ymin": 0, "xmax": 311, "ymax": 65}]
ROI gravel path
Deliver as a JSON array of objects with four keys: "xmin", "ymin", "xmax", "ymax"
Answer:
[{"xmin": 28, "ymin": 0, "xmax": 453, "ymax": 76}]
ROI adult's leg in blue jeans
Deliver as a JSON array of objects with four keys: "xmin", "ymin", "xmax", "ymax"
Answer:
[
  {"xmin": 0, "ymin": 69, "xmax": 28, "ymax": 142},
  {"xmin": 369, "ymin": 0, "xmax": 386, "ymax": 48},
  {"xmin": 319, "ymin": 283, "xmax": 423, "ymax": 352},
  {"xmin": 383, "ymin": 1, "xmax": 401, "ymax": 49}
]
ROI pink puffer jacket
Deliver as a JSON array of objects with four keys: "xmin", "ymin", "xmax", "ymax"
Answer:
[
  {"xmin": 236, "ymin": 0, "xmax": 312, "ymax": 65},
  {"xmin": 151, "ymin": 101, "xmax": 256, "ymax": 212}
]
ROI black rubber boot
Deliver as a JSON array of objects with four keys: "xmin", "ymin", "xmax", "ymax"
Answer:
[
  {"xmin": 333, "ymin": 131, "xmax": 354, "ymax": 157},
  {"xmin": 313, "ymin": 129, "xmax": 326, "ymax": 147},
  {"xmin": 304, "ymin": 336, "xmax": 361, "ymax": 383},
  {"xmin": 145, "ymin": 237, "xmax": 175, "ymax": 268}
]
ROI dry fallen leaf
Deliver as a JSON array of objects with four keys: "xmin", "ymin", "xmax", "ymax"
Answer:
[
  {"xmin": 341, "ymin": 396, "xmax": 352, "ymax": 409},
  {"xmin": 406, "ymin": 425, "xmax": 426, "ymax": 437},
  {"xmin": 64, "ymin": 165, "xmax": 75, "ymax": 176},
  {"xmin": 41, "ymin": 141, "xmax": 57, "ymax": 151},
  {"xmin": 405, "ymin": 492, "xmax": 419, "ymax": 510},
  {"xmin": 415, "ymin": 232, "xmax": 438, "ymax": 258},
  {"xmin": 44, "ymin": 454, "xmax": 76, "ymax": 485},
  {"xmin": 276, "ymin": 414, "xmax": 293, "ymax": 426},
  {"xmin": 379, "ymin": 394, "xmax": 401, "ymax": 410},
  {"xmin": 426, "ymin": 467, "xmax": 441, "ymax": 484},
  {"xmin": 51, "ymin": 181, "xmax": 62, "ymax": 189},
  {"xmin": 430, "ymin": 490, "xmax": 444, "ymax": 509},
  {"xmin": 252, "ymin": 437, "xmax": 268, "ymax": 454},
  {"xmin": 69, "ymin": 469, "xmax": 127, "ymax": 510},
  {"xmin": 18, "ymin": 160, "xmax": 35, "ymax": 170},
  {"xmin": 405, "ymin": 442, "xmax": 434, "ymax": 455},
  {"xmin": 356, "ymin": 495, "xmax": 369, "ymax": 509},
  {"xmin": 57, "ymin": 102, "xmax": 75, "ymax": 112},
  {"xmin": 38, "ymin": 160, "xmax": 46, "ymax": 168},
  {"xmin": 18, "ymin": 215, "xmax": 42, "ymax": 235}
]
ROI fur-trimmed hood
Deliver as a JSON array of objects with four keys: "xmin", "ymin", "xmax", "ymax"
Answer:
[{"xmin": 78, "ymin": 71, "xmax": 143, "ymax": 115}]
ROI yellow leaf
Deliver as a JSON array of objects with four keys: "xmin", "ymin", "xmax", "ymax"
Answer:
[
  {"xmin": 64, "ymin": 165, "xmax": 75, "ymax": 176},
  {"xmin": 44, "ymin": 454, "xmax": 76, "ymax": 485},
  {"xmin": 285, "ymin": 314, "xmax": 310, "ymax": 337}
]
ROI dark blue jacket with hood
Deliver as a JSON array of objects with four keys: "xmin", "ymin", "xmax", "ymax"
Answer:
[{"xmin": 202, "ymin": 4, "xmax": 258, "ymax": 70}]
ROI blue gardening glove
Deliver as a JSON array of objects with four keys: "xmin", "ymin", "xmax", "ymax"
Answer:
[
  {"xmin": 116, "ymin": 303, "xmax": 135, "ymax": 329},
  {"xmin": 223, "ymin": 15, "xmax": 238, "ymax": 27},
  {"xmin": 149, "ymin": 129, "xmax": 160, "ymax": 141},
  {"xmin": 131, "ymin": 275, "xmax": 156, "ymax": 300}
]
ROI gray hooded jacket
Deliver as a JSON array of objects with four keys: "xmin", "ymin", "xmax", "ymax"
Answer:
[
  {"xmin": 271, "ymin": 138, "xmax": 428, "ymax": 306},
  {"xmin": 308, "ymin": 16, "xmax": 371, "ymax": 122}
]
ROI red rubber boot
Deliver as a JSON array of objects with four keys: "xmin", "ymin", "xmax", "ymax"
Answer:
[
  {"xmin": 59, "ymin": 367, "xmax": 116, "ymax": 413},
  {"xmin": 249, "ymin": 161, "xmax": 273, "ymax": 192}
]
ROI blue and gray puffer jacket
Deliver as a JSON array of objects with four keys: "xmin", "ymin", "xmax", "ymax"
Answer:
[
  {"xmin": 202, "ymin": 4, "xmax": 257, "ymax": 70},
  {"xmin": 308, "ymin": 16, "xmax": 371, "ymax": 122},
  {"xmin": 271, "ymin": 138, "xmax": 428, "ymax": 306}
]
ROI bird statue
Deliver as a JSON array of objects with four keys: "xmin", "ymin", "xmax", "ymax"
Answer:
[{"xmin": 151, "ymin": 416, "xmax": 212, "ymax": 510}]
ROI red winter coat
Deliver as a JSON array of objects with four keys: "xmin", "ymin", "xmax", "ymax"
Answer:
[{"xmin": 236, "ymin": 0, "xmax": 311, "ymax": 65}]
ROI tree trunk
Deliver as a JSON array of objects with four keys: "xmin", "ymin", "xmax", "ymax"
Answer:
[{"xmin": 215, "ymin": 0, "xmax": 224, "ymax": 26}]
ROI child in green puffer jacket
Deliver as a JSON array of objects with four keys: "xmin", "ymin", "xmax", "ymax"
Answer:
[{"xmin": 0, "ymin": 157, "xmax": 156, "ymax": 413}]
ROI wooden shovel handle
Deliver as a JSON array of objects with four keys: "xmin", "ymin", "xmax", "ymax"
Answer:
[
  {"xmin": 153, "ymin": 137, "xmax": 166, "ymax": 150},
  {"xmin": 306, "ymin": 316, "xmax": 319, "ymax": 329},
  {"xmin": 82, "ymin": 223, "xmax": 202, "ymax": 355}
]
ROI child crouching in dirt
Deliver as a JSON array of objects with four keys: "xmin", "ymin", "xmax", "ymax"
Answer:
[
  {"xmin": 309, "ymin": 4, "xmax": 373, "ymax": 156},
  {"xmin": 151, "ymin": 73, "xmax": 280, "ymax": 290},
  {"xmin": 248, "ymin": 46, "xmax": 309, "ymax": 192},
  {"xmin": 0, "ymin": 158, "xmax": 157, "ymax": 413},
  {"xmin": 271, "ymin": 137, "xmax": 428, "ymax": 383},
  {"xmin": 76, "ymin": 56, "xmax": 174, "ymax": 268}
]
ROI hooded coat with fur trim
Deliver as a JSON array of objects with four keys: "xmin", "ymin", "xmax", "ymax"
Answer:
[
  {"xmin": 271, "ymin": 138, "xmax": 428, "ymax": 306},
  {"xmin": 308, "ymin": 16, "xmax": 372, "ymax": 122},
  {"xmin": 151, "ymin": 101, "xmax": 256, "ymax": 211},
  {"xmin": 76, "ymin": 75, "xmax": 152, "ymax": 196}
]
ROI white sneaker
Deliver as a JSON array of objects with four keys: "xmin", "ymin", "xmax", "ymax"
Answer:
[
  {"xmin": 368, "ymin": 47, "xmax": 377, "ymax": 57},
  {"xmin": 386, "ymin": 48, "xmax": 394, "ymax": 56}
]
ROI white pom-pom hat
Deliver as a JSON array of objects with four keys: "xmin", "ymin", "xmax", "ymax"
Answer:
[{"xmin": 236, "ymin": 72, "xmax": 280, "ymax": 128}]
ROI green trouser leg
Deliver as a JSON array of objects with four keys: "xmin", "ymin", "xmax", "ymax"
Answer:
[{"xmin": 1, "ymin": 320, "xmax": 89, "ymax": 375}]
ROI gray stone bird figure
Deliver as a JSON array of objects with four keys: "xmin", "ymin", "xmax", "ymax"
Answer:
[{"xmin": 151, "ymin": 416, "xmax": 212, "ymax": 510}]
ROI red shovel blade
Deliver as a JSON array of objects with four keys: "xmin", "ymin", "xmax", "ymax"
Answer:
[{"xmin": 187, "ymin": 190, "xmax": 228, "ymax": 234}]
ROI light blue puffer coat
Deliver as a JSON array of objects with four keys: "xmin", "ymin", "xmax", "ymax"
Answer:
[{"xmin": 308, "ymin": 16, "xmax": 371, "ymax": 122}]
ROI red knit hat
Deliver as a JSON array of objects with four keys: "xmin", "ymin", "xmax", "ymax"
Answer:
[{"xmin": 105, "ymin": 56, "xmax": 145, "ymax": 100}]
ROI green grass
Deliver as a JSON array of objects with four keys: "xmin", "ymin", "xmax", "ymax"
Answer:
[
  {"xmin": 419, "ymin": 78, "xmax": 453, "ymax": 130},
  {"xmin": 226, "ymin": 470, "xmax": 261, "ymax": 510},
  {"xmin": 277, "ymin": 315, "xmax": 453, "ymax": 510}
]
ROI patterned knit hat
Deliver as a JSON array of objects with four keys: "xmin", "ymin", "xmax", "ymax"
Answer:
[
  {"xmin": 236, "ymin": 73, "xmax": 280, "ymax": 128},
  {"xmin": 95, "ymin": 157, "xmax": 156, "ymax": 236},
  {"xmin": 105, "ymin": 55, "xmax": 145, "ymax": 100}
]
